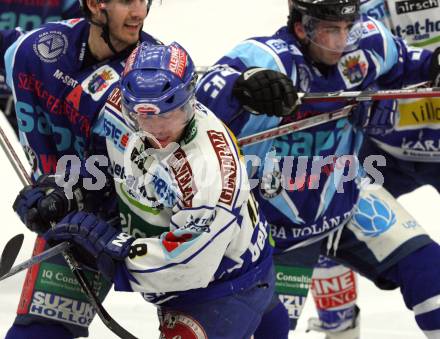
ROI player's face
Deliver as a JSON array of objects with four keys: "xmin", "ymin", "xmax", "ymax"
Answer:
[
  {"xmin": 295, "ymin": 18, "xmax": 361, "ymax": 65},
  {"xmin": 137, "ymin": 108, "xmax": 189, "ymax": 148},
  {"xmin": 105, "ymin": 0, "xmax": 148, "ymax": 50},
  {"xmin": 308, "ymin": 20, "xmax": 353, "ymax": 64}
]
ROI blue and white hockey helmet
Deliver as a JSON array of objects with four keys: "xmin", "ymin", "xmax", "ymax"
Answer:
[{"xmin": 120, "ymin": 41, "xmax": 197, "ymax": 131}]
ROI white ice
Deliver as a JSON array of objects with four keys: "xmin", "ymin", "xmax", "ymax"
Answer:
[{"xmin": 0, "ymin": 0, "xmax": 437, "ymax": 337}]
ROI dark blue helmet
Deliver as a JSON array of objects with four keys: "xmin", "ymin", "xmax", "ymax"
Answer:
[{"xmin": 120, "ymin": 41, "xmax": 197, "ymax": 130}]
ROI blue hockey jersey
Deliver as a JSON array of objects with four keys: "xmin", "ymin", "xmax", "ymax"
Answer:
[
  {"xmin": 0, "ymin": 0, "xmax": 82, "ymax": 96},
  {"xmin": 360, "ymin": 0, "xmax": 440, "ymax": 162},
  {"xmin": 196, "ymin": 16, "xmax": 432, "ymax": 251},
  {"xmin": 4, "ymin": 18, "xmax": 158, "ymax": 179}
]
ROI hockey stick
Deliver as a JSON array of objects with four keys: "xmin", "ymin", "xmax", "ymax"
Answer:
[
  {"xmin": 0, "ymin": 124, "xmax": 138, "ymax": 339},
  {"xmin": 0, "ymin": 234, "xmax": 24, "ymax": 277},
  {"xmin": 237, "ymin": 82, "xmax": 436, "ymax": 147},
  {"xmin": 238, "ymin": 105, "xmax": 353, "ymax": 147},
  {"xmin": 0, "ymin": 241, "xmax": 70, "ymax": 281},
  {"xmin": 298, "ymin": 85, "xmax": 440, "ymax": 103}
]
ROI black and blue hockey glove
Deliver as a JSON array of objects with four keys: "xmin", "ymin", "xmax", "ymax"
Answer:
[
  {"xmin": 350, "ymin": 99, "xmax": 397, "ymax": 135},
  {"xmin": 232, "ymin": 68, "xmax": 300, "ymax": 116},
  {"xmin": 13, "ymin": 174, "xmax": 85, "ymax": 235},
  {"xmin": 44, "ymin": 211, "xmax": 135, "ymax": 279}
]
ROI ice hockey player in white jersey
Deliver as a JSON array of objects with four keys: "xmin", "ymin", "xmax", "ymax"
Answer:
[{"xmin": 44, "ymin": 41, "xmax": 282, "ymax": 339}]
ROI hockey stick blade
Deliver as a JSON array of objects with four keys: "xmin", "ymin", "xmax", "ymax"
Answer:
[
  {"xmin": 0, "ymin": 241, "xmax": 71, "ymax": 282},
  {"xmin": 0, "ymin": 234, "xmax": 24, "ymax": 277}
]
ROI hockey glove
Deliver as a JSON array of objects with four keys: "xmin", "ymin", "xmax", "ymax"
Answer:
[
  {"xmin": 350, "ymin": 99, "xmax": 397, "ymax": 136},
  {"xmin": 430, "ymin": 47, "xmax": 440, "ymax": 87},
  {"xmin": 44, "ymin": 211, "xmax": 135, "ymax": 279},
  {"xmin": 13, "ymin": 174, "xmax": 85, "ymax": 235},
  {"xmin": 232, "ymin": 68, "xmax": 300, "ymax": 116}
]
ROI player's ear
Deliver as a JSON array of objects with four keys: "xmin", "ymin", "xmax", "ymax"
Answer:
[
  {"xmin": 86, "ymin": 0, "xmax": 105, "ymax": 19},
  {"xmin": 294, "ymin": 21, "xmax": 307, "ymax": 40}
]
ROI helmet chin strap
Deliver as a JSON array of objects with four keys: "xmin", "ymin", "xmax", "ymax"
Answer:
[{"xmin": 88, "ymin": 3, "xmax": 118, "ymax": 55}]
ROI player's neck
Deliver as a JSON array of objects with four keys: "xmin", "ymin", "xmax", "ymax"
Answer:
[{"xmin": 88, "ymin": 25, "xmax": 115, "ymax": 61}]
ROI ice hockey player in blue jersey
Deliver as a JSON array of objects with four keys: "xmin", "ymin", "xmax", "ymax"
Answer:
[
  {"xmin": 43, "ymin": 41, "xmax": 280, "ymax": 339},
  {"xmin": 0, "ymin": 0, "xmax": 82, "ymax": 134},
  {"xmin": 8, "ymin": 1, "xmax": 160, "ymax": 338},
  {"xmin": 195, "ymin": 0, "xmax": 440, "ymax": 338},
  {"xmin": 307, "ymin": 1, "xmax": 440, "ymax": 337}
]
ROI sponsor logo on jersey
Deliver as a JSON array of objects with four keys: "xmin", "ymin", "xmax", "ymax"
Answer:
[
  {"xmin": 168, "ymin": 45, "xmax": 187, "ymax": 79},
  {"xmin": 103, "ymin": 117, "xmax": 128, "ymax": 151},
  {"xmin": 29, "ymin": 291, "xmax": 95, "ymax": 327},
  {"xmin": 339, "ymin": 52, "xmax": 368, "ymax": 87},
  {"xmin": 183, "ymin": 212, "xmax": 216, "ymax": 233},
  {"xmin": 352, "ymin": 194, "xmax": 396, "ymax": 237},
  {"xmin": 270, "ymin": 211, "xmax": 352, "ymax": 240},
  {"xmin": 396, "ymin": 0, "xmax": 438, "ymax": 14},
  {"xmin": 53, "ymin": 69, "xmax": 78, "ymax": 88},
  {"xmin": 267, "ymin": 39, "xmax": 289, "ymax": 53},
  {"xmin": 83, "ymin": 65, "xmax": 119, "ymax": 101},
  {"xmin": 361, "ymin": 1, "xmax": 388, "ymax": 21},
  {"xmin": 312, "ymin": 270, "xmax": 357, "ymax": 309},
  {"xmin": 107, "ymin": 87, "xmax": 122, "ymax": 111},
  {"xmin": 397, "ymin": 98, "xmax": 440, "ymax": 129},
  {"xmin": 208, "ymin": 130, "xmax": 237, "ymax": 205},
  {"xmin": 16, "ymin": 73, "xmax": 91, "ymax": 137},
  {"xmin": 167, "ymin": 148, "xmax": 196, "ymax": 208},
  {"xmin": 33, "ymin": 31, "xmax": 68, "ymax": 63}
]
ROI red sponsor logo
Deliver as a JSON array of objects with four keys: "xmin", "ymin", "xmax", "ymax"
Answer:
[
  {"xmin": 107, "ymin": 87, "xmax": 122, "ymax": 111},
  {"xmin": 168, "ymin": 45, "xmax": 187, "ymax": 79},
  {"xmin": 208, "ymin": 130, "xmax": 237, "ymax": 205},
  {"xmin": 168, "ymin": 148, "xmax": 196, "ymax": 208},
  {"xmin": 312, "ymin": 270, "xmax": 357, "ymax": 310},
  {"xmin": 17, "ymin": 72, "xmax": 91, "ymax": 137}
]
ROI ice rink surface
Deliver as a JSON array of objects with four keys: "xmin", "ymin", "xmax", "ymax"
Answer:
[{"xmin": 0, "ymin": 0, "xmax": 438, "ymax": 337}]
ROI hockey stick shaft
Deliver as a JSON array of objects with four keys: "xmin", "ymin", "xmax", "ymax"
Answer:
[
  {"xmin": 299, "ymin": 85, "xmax": 440, "ymax": 103},
  {"xmin": 0, "ymin": 241, "xmax": 71, "ymax": 281},
  {"xmin": 0, "ymin": 124, "xmax": 138, "ymax": 339},
  {"xmin": 238, "ymin": 105, "xmax": 353, "ymax": 147}
]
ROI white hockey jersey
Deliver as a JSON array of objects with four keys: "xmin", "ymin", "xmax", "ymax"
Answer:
[{"xmin": 95, "ymin": 88, "xmax": 273, "ymax": 305}]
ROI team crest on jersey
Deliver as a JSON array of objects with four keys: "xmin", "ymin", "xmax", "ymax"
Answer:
[
  {"xmin": 338, "ymin": 51, "xmax": 368, "ymax": 87},
  {"xmin": 260, "ymin": 170, "xmax": 283, "ymax": 199},
  {"xmin": 33, "ymin": 31, "xmax": 68, "ymax": 63},
  {"xmin": 83, "ymin": 65, "xmax": 119, "ymax": 101},
  {"xmin": 160, "ymin": 312, "xmax": 207, "ymax": 339}
]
